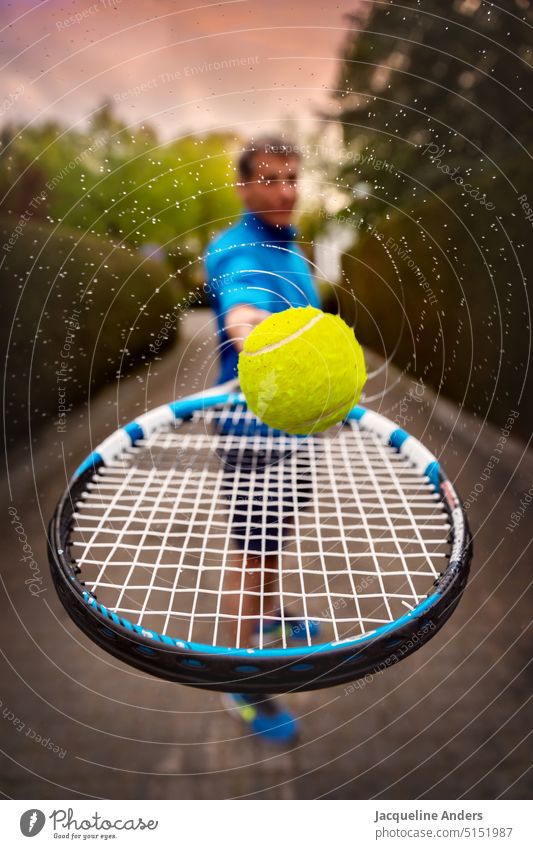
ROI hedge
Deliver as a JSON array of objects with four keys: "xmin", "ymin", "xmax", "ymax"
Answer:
[
  {"xmin": 339, "ymin": 186, "xmax": 532, "ymax": 440},
  {"xmin": 1, "ymin": 217, "xmax": 182, "ymax": 448}
]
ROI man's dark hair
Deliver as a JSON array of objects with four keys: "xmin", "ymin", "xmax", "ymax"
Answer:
[{"xmin": 237, "ymin": 136, "xmax": 301, "ymax": 182}]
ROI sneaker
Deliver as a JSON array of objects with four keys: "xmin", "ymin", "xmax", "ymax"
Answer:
[
  {"xmin": 253, "ymin": 610, "xmax": 320, "ymax": 646},
  {"xmin": 222, "ymin": 692, "xmax": 299, "ymax": 744}
]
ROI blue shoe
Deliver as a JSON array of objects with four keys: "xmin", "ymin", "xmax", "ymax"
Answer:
[
  {"xmin": 223, "ymin": 693, "xmax": 299, "ymax": 744},
  {"xmin": 254, "ymin": 610, "xmax": 320, "ymax": 644}
]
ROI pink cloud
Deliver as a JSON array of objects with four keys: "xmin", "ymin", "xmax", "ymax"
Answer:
[{"xmin": 0, "ymin": 0, "xmax": 360, "ymax": 137}]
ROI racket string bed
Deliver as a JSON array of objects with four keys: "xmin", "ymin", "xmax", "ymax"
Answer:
[{"xmin": 69, "ymin": 403, "xmax": 452, "ymax": 650}]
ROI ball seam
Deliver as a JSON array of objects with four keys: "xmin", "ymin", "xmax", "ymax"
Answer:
[{"xmin": 242, "ymin": 312, "xmax": 324, "ymax": 357}]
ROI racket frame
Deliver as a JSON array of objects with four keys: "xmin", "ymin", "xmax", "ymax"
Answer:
[{"xmin": 48, "ymin": 389, "xmax": 472, "ymax": 693}]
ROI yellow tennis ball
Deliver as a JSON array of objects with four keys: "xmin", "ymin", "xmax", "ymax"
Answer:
[{"xmin": 238, "ymin": 306, "xmax": 367, "ymax": 434}]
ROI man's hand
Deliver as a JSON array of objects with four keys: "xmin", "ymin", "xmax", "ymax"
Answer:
[{"xmin": 225, "ymin": 305, "xmax": 270, "ymax": 353}]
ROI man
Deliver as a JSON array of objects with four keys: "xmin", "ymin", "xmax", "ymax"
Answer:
[{"xmin": 205, "ymin": 137, "xmax": 320, "ymax": 743}]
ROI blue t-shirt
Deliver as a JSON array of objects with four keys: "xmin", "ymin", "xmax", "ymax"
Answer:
[{"xmin": 205, "ymin": 211, "xmax": 320, "ymax": 384}]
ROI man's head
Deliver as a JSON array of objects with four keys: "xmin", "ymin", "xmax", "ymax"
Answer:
[{"xmin": 237, "ymin": 137, "xmax": 300, "ymax": 228}]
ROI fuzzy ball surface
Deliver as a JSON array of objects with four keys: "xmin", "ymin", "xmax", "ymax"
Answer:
[{"xmin": 238, "ymin": 306, "xmax": 367, "ymax": 434}]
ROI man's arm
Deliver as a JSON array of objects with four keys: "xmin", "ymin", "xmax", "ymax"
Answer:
[{"xmin": 224, "ymin": 304, "xmax": 270, "ymax": 353}]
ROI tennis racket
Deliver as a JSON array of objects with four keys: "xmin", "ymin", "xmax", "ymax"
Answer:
[{"xmin": 47, "ymin": 381, "xmax": 471, "ymax": 693}]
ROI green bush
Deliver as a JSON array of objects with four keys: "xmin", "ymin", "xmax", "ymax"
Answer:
[
  {"xmin": 340, "ymin": 185, "xmax": 532, "ymax": 439},
  {"xmin": 1, "ymin": 217, "xmax": 182, "ymax": 447}
]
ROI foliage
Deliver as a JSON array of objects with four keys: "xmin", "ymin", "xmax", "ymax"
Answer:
[
  {"xmin": 330, "ymin": 0, "xmax": 532, "ymax": 434},
  {"xmin": 0, "ymin": 102, "xmax": 241, "ymax": 286},
  {"xmin": 1, "ymin": 216, "xmax": 181, "ymax": 448},
  {"xmin": 341, "ymin": 175, "xmax": 532, "ymax": 438},
  {"xmin": 332, "ymin": 0, "xmax": 532, "ymax": 222}
]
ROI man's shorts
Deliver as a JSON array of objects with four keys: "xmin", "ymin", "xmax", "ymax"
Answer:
[{"xmin": 216, "ymin": 443, "xmax": 313, "ymax": 555}]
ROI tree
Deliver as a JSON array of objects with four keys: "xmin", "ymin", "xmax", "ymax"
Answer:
[
  {"xmin": 329, "ymin": 0, "xmax": 533, "ymax": 435},
  {"xmin": 331, "ymin": 0, "xmax": 532, "ymax": 220}
]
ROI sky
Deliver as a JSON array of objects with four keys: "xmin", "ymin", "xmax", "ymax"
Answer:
[{"xmin": 0, "ymin": 0, "xmax": 363, "ymax": 139}]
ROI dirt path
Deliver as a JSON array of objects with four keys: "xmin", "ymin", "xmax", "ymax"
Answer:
[{"xmin": 1, "ymin": 310, "xmax": 531, "ymax": 799}]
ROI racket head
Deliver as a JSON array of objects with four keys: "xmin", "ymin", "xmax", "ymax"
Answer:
[{"xmin": 48, "ymin": 387, "xmax": 471, "ymax": 693}]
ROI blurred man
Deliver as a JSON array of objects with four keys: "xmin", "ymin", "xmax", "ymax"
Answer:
[{"xmin": 205, "ymin": 138, "xmax": 320, "ymax": 743}]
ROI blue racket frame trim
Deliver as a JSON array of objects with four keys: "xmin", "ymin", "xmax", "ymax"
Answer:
[{"xmin": 48, "ymin": 389, "xmax": 472, "ymax": 693}]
